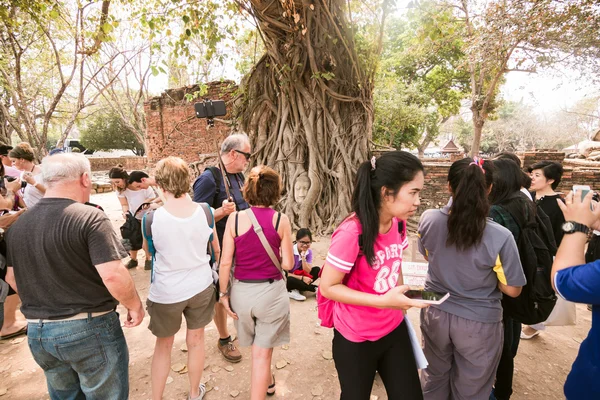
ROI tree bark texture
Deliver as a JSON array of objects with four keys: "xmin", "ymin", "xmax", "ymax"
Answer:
[{"xmin": 235, "ymin": 0, "xmax": 373, "ymax": 233}]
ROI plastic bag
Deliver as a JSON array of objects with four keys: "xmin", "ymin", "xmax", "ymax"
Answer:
[{"xmin": 544, "ymin": 296, "xmax": 577, "ymax": 326}]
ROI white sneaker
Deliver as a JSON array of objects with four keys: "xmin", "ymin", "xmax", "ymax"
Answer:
[
  {"xmin": 188, "ymin": 383, "xmax": 206, "ymax": 400},
  {"xmin": 288, "ymin": 290, "xmax": 306, "ymax": 301}
]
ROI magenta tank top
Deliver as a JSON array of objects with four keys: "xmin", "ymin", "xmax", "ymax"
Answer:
[{"xmin": 233, "ymin": 207, "xmax": 283, "ymax": 281}]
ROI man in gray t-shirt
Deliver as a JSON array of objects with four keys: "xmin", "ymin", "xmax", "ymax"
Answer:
[
  {"xmin": 4, "ymin": 153, "xmax": 144, "ymax": 400},
  {"xmin": 418, "ymin": 204, "xmax": 526, "ymax": 323}
]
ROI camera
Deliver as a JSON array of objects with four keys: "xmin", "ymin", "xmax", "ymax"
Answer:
[{"xmin": 3, "ymin": 175, "xmax": 27, "ymax": 189}]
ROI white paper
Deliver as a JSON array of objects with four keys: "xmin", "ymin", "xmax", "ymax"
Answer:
[{"xmin": 404, "ymin": 317, "xmax": 428, "ymax": 370}]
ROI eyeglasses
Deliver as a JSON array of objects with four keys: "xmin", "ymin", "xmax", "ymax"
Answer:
[
  {"xmin": 234, "ymin": 150, "xmax": 251, "ymax": 160},
  {"xmin": 298, "ymin": 240, "xmax": 311, "ymax": 245}
]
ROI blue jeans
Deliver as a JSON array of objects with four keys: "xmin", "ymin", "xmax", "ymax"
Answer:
[{"xmin": 27, "ymin": 311, "xmax": 129, "ymax": 400}]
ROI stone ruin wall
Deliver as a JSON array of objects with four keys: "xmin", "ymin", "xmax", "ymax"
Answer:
[
  {"xmin": 140, "ymin": 83, "xmax": 600, "ymax": 223},
  {"xmin": 143, "ymin": 80, "xmax": 238, "ymax": 177}
]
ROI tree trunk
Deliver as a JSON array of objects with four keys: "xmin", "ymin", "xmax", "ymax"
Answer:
[
  {"xmin": 470, "ymin": 111, "xmax": 485, "ymax": 156},
  {"xmin": 235, "ymin": 0, "xmax": 373, "ymax": 233}
]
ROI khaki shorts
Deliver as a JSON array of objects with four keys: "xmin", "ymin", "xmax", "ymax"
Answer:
[
  {"xmin": 230, "ymin": 279, "xmax": 290, "ymax": 348},
  {"xmin": 147, "ymin": 284, "xmax": 216, "ymax": 338}
]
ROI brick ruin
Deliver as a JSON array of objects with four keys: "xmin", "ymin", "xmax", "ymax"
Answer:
[
  {"xmin": 141, "ymin": 84, "xmax": 600, "ymax": 223},
  {"xmin": 143, "ymin": 80, "xmax": 238, "ymax": 176}
]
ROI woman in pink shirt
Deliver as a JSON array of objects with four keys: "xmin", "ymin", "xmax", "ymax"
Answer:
[{"xmin": 320, "ymin": 151, "xmax": 429, "ymax": 400}]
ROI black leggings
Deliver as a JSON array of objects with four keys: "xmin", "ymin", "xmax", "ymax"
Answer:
[
  {"xmin": 333, "ymin": 319, "xmax": 423, "ymax": 400},
  {"xmin": 286, "ymin": 266, "xmax": 320, "ymax": 292},
  {"xmin": 493, "ymin": 316, "xmax": 521, "ymax": 400}
]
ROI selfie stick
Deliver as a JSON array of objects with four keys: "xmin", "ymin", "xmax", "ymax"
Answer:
[
  {"xmin": 199, "ymin": 99, "xmax": 233, "ymax": 203},
  {"xmin": 213, "ymin": 139, "xmax": 233, "ymax": 202}
]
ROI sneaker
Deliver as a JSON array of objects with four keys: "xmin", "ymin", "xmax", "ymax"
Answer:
[
  {"xmin": 188, "ymin": 383, "xmax": 206, "ymax": 400},
  {"xmin": 126, "ymin": 259, "xmax": 138, "ymax": 269},
  {"xmin": 144, "ymin": 260, "xmax": 152, "ymax": 270},
  {"xmin": 288, "ymin": 290, "xmax": 306, "ymax": 301},
  {"xmin": 217, "ymin": 338, "xmax": 242, "ymax": 363}
]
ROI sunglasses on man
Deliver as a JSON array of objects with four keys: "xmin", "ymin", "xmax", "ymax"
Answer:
[{"xmin": 234, "ymin": 149, "xmax": 251, "ymax": 160}]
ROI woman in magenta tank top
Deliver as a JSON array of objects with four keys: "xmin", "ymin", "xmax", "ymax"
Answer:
[{"xmin": 218, "ymin": 166, "xmax": 294, "ymax": 400}]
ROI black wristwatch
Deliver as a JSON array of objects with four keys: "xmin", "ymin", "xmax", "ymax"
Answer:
[{"xmin": 562, "ymin": 221, "xmax": 593, "ymax": 239}]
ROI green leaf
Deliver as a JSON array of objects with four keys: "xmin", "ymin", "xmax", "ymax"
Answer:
[
  {"xmin": 102, "ymin": 23, "xmax": 113, "ymax": 34},
  {"xmin": 151, "ymin": 66, "xmax": 159, "ymax": 77}
]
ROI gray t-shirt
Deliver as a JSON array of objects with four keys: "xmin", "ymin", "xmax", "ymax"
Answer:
[
  {"xmin": 6, "ymin": 198, "xmax": 128, "ymax": 319},
  {"xmin": 418, "ymin": 205, "xmax": 526, "ymax": 323}
]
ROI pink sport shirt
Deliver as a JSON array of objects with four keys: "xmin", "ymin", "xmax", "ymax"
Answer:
[{"xmin": 325, "ymin": 216, "xmax": 409, "ymax": 342}]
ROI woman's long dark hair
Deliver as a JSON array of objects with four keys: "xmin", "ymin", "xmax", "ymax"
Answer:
[
  {"xmin": 447, "ymin": 157, "xmax": 494, "ymax": 251},
  {"xmin": 489, "ymin": 159, "xmax": 522, "ymax": 205},
  {"xmin": 351, "ymin": 151, "xmax": 424, "ymax": 266},
  {"xmin": 489, "ymin": 158, "xmax": 536, "ymax": 225}
]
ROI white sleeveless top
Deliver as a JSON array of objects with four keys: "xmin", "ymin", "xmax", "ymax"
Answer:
[
  {"xmin": 22, "ymin": 172, "xmax": 44, "ymax": 208},
  {"xmin": 148, "ymin": 205, "xmax": 214, "ymax": 304}
]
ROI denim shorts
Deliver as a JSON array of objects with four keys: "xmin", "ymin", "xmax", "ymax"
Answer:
[{"xmin": 27, "ymin": 311, "xmax": 129, "ymax": 400}]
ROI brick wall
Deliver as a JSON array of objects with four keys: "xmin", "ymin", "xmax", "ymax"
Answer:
[
  {"xmin": 88, "ymin": 157, "xmax": 147, "ymax": 172},
  {"xmin": 418, "ymin": 153, "xmax": 600, "ymax": 214},
  {"xmin": 141, "ymin": 82, "xmax": 600, "ymax": 219},
  {"xmin": 519, "ymin": 151, "xmax": 566, "ymax": 171},
  {"xmin": 144, "ymin": 81, "xmax": 238, "ymax": 166}
]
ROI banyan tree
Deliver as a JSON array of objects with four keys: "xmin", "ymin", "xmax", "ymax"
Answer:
[{"xmin": 233, "ymin": 0, "xmax": 389, "ymax": 232}]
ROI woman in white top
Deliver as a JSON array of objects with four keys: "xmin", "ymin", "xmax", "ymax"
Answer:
[
  {"xmin": 143, "ymin": 157, "xmax": 219, "ymax": 400},
  {"xmin": 109, "ymin": 165, "xmax": 157, "ymax": 269},
  {"xmin": 9, "ymin": 143, "xmax": 46, "ymax": 208}
]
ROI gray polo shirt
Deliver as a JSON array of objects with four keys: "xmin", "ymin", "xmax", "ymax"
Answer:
[{"xmin": 418, "ymin": 205, "xmax": 526, "ymax": 323}]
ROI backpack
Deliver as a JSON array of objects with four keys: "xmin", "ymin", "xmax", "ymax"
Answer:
[
  {"xmin": 120, "ymin": 204, "xmax": 147, "ymax": 251},
  {"xmin": 317, "ymin": 219, "xmax": 405, "ymax": 328},
  {"xmin": 499, "ymin": 201, "xmax": 557, "ymax": 325},
  {"xmin": 205, "ymin": 166, "xmax": 245, "ymax": 209},
  {"xmin": 142, "ymin": 203, "xmax": 216, "ymax": 283}
]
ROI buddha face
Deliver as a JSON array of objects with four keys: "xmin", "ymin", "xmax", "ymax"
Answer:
[{"xmin": 294, "ymin": 173, "xmax": 310, "ymax": 203}]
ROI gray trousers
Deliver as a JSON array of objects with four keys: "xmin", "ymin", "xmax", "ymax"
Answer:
[{"xmin": 420, "ymin": 307, "xmax": 503, "ymax": 400}]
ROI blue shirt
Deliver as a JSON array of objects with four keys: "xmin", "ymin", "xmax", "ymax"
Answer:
[
  {"xmin": 555, "ymin": 261, "xmax": 600, "ymax": 399},
  {"xmin": 192, "ymin": 168, "xmax": 249, "ymax": 244}
]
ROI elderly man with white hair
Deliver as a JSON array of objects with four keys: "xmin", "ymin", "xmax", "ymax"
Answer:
[
  {"xmin": 4, "ymin": 153, "xmax": 144, "ymax": 400},
  {"xmin": 192, "ymin": 133, "xmax": 251, "ymax": 363}
]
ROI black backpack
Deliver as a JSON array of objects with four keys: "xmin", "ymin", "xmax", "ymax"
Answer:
[
  {"xmin": 500, "ymin": 201, "xmax": 557, "ymax": 325},
  {"xmin": 205, "ymin": 166, "xmax": 244, "ymax": 209},
  {"xmin": 120, "ymin": 204, "xmax": 147, "ymax": 251}
]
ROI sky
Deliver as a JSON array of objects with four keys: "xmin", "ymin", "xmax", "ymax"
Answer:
[{"xmin": 502, "ymin": 70, "xmax": 598, "ymax": 114}]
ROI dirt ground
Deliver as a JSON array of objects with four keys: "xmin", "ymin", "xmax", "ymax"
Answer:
[{"xmin": 0, "ymin": 192, "xmax": 591, "ymax": 399}]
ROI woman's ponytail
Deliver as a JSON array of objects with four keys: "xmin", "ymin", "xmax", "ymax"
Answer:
[
  {"xmin": 447, "ymin": 157, "xmax": 494, "ymax": 250},
  {"xmin": 351, "ymin": 160, "xmax": 380, "ymax": 265}
]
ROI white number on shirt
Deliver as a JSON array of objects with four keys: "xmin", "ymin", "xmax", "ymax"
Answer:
[{"xmin": 373, "ymin": 260, "xmax": 401, "ymax": 293}]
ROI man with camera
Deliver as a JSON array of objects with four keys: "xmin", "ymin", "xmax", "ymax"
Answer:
[
  {"xmin": 3, "ymin": 153, "xmax": 144, "ymax": 399},
  {"xmin": 192, "ymin": 133, "xmax": 251, "ymax": 363}
]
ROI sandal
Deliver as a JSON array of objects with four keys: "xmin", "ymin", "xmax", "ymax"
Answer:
[
  {"xmin": 520, "ymin": 329, "xmax": 540, "ymax": 340},
  {"xmin": 267, "ymin": 373, "xmax": 276, "ymax": 396},
  {"xmin": 0, "ymin": 325, "xmax": 27, "ymax": 340}
]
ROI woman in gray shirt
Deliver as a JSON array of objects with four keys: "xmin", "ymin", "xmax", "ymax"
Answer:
[{"xmin": 418, "ymin": 157, "xmax": 526, "ymax": 400}]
